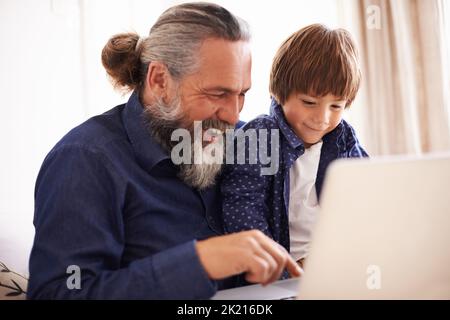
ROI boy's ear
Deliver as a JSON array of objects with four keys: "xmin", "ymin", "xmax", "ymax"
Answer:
[{"xmin": 145, "ymin": 61, "xmax": 173, "ymax": 103}]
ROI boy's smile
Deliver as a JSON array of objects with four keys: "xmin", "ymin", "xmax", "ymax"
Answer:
[{"xmin": 282, "ymin": 93, "xmax": 347, "ymax": 148}]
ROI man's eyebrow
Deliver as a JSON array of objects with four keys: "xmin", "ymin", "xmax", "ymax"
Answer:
[{"xmin": 203, "ymin": 86, "xmax": 251, "ymax": 94}]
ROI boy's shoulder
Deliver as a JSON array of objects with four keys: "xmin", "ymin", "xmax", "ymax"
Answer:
[
  {"xmin": 338, "ymin": 119, "xmax": 359, "ymax": 143},
  {"xmin": 336, "ymin": 119, "xmax": 368, "ymax": 157}
]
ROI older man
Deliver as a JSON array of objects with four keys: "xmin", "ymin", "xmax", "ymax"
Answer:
[{"xmin": 28, "ymin": 2, "xmax": 300, "ymax": 299}]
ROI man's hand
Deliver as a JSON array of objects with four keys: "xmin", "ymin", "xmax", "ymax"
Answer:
[{"xmin": 195, "ymin": 230, "xmax": 302, "ymax": 285}]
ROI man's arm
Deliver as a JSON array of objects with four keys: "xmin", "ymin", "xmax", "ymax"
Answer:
[
  {"xmin": 29, "ymin": 145, "xmax": 301, "ymax": 299},
  {"xmin": 29, "ymin": 146, "xmax": 216, "ymax": 299}
]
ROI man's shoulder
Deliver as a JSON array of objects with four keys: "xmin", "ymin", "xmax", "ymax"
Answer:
[{"xmin": 52, "ymin": 104, "xmax": 129, "ymax": 155}]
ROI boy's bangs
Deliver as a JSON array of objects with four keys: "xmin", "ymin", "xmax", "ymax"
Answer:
[
  {"xmin": 294, "ymin": 53, "xmax": 360, "ymax": 104},
  {"xmin": 270, "ymin": 24, "xmax": 361, "ymax": 106}
]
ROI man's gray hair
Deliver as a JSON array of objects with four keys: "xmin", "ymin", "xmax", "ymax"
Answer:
[{"xmin": 137, "ymin": 2, "xmax": 251, "ymax": 82}]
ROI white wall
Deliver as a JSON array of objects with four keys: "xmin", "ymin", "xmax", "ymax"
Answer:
[
  {"xmin": 1, "ymin": 0, "xmax": 87, "ymax": 274},
  {"xmin": 0, "ymin": 0, "xmax": 365, "ymax": 274}
]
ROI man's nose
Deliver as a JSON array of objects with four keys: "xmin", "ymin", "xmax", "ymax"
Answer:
[{"xmin": 217, "ymin": 96, "xmax": 241, "ymax": 125}]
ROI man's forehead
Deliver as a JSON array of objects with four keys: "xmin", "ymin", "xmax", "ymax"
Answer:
[
  {"xmin": 194, "ymin": 39, "xmax": 251, "ymax": 91},
  {"xmin": 197, "ymin": 39, "xmax": 251, "ymax": 70},
  {"xmin": 199, "ymin": 38, "xmax": 251, "ymax": 56}
]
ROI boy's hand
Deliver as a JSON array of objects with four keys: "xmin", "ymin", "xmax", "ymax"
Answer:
[{"xmin": 196, "ymin": 230, "xmax": 302, "ymax": 285}]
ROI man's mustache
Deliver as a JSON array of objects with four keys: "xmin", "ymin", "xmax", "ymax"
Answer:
[{"xmin": 187, "ymin": 119, "xmax": 233, "ymax": 133}]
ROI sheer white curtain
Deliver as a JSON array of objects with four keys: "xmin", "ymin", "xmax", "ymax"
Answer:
[
  {"xmin": 443, "ymin": 0, "xmax": 450, "ymax": 128},
  {"xmin": 341, "ymin": 0, "xmax": 450, "ymax": 155}
]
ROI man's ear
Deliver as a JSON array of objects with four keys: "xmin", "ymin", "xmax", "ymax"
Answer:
[{"xmin": 145, "ymin": 61, "xmax": 172, "ymax": 103}]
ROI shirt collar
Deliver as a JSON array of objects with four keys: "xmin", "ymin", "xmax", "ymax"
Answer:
[
  {"xmin": 270, "ymin": 97, "xmax": 304, "ymax": 150},
  {"xmin": 123, "ymin": 91, "xmax": 171, "ymax": 171},
  {"xmin": 269, "ymin": 97, "xmax": 346, "ymax": 150}
]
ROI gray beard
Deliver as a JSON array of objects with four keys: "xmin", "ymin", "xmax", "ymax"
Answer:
[{"xmin": 142, "ymin": 94, "xmax": 232, "ymax": 190}]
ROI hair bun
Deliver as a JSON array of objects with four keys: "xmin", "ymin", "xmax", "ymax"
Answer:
[{"xmin": 101, "ymin": 32, "xmax": 142, "ymax": 92}]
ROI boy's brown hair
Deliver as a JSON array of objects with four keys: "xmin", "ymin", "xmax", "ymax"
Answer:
[{"xmin": 270, "ymin": 24, "xmax": 361, "ymax": 107}]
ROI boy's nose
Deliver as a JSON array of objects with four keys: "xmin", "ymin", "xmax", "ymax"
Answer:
[{"xmin": 312, "ymin": 107, "xmax": 330, "ymax": 126}]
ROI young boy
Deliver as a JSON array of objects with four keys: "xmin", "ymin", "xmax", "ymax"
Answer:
[{"xmin": 221, "ymin": 24, "xmax": 368, "ymax": 270}]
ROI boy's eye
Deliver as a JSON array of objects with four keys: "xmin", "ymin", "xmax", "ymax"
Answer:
[
  {"xmin": 331, "ymin": 105, "xmax": 343, "ymax": 109},
  {"xmin": 302, "ymin": 100, "xmax": 315, "ymax": 105}
]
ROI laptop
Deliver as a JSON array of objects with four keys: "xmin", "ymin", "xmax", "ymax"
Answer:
[{"xmin": 212, "ymin": 154, "xmax": 450, "ymax": 300}]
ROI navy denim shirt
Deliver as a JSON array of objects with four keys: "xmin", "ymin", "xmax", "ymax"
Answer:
[
  {"xmin": 29, "ymin": 92, "xmax": 230, "ymax": 299},
  {"xmin": 222, "ymin": 98, "xmax": 369, "ymax": 252}
]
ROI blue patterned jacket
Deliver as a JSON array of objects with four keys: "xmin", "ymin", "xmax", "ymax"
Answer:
[{"xmin": 221, "ymin": 98, "xmax": 369, "ymax": 251}]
